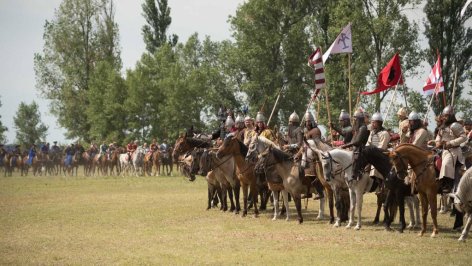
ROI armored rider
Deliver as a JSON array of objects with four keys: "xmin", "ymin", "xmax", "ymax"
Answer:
[
  {"xmin": 341, "ymin": 109, "xmax": 370, "ymax": 181},
  {"xmin": 406, "ymin": 111, "xmax": 429, "ymax": 150},
  {"xmin": 330, "ymin": 109, "xmax": 353, "ymax": 145},
  {"xmin": 366, "ymin": 112, "xmax": 390, "ymax": 181},
  {"xmin": 283, "ymin": 111, "xmax": 303, "ymax": 154},
  {"xmin": 397, "ymin": 107, "xmax": 410, "ymax": 144}
]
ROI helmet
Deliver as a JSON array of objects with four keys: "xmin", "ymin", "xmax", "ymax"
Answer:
[
  {"xmin": 304, "ymin": 111, "xmax": 315, "ymax": 122},
  {"xmin": 442, "ymin": 105, "xmax": 454, "ymax": 115},
  {"xmin": 353, "ymin": 109, "xmax": 364, "ymax": 118},
  {"xmin": 244, "ymin": 115, "xmax": 253, "ymax": 122},
  {"xmin": 397, "ymin": 107, "xmax": 408, "ymax": 117},
  {"xmin": 225, "ymin": 116, "xmax": 235, "ymax": 127},
  {"xmin": 408, "ymin": 111, "xmax": 420, "ymax": 121},
  {"xmin": 371, "ymin": 112, "xmax": 383, "ymax": 121},
  {"xmin": 289, "ymin": 111, "xmax": 300, "ymax": 123},
  {"xmin": 235, "ymin": 114, "xmax": 244, "ymax": 124},
  {"xmin": 464, "ymin": 118, "xmax": 472, "ymax": 126},
  {"xmin": 339, "ymin": 109, "xmax": 350, "ymax": 120},
  {"xmin": 255, "ymin": 112, "xmax": 266, "ymax": 123}
]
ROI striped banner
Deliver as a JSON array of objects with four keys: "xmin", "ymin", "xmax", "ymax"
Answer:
[{"xmin": 308, "ymin": 48, "xmax": 326, "ymax": 91}]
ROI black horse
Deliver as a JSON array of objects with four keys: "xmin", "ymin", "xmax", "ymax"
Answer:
[{"xmin": 360, "ymin": 146, "xmax": 414, "ymax": 232}]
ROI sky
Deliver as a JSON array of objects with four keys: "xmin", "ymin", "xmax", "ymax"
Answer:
[
  {"xmin": 0, "ymin": 0, "xmax": 244, "ymax": 144},
  {"xmin": 0, "ymin": 1, "xmax": 470, "ymax": 144}
]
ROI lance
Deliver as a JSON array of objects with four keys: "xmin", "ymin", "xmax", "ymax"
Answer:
[
  {"xmin": 267, "ymin": 86, "xmax": 285, "ymax": 127},
  {"xmin": 451, "ymin": 64, "xmax": 458, "ymax": 107},
  {"xmin": 383, "ymin": 74, "xmax": 404, "ymax": 120}
]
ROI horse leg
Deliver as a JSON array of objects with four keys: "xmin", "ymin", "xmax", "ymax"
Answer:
[
  {"xmin": 384, "ymin": 189, "xmax": 393, "ymax": 231},
  {"xmin": 355, "ymin": 187, "xmax": 363, "ymax": 230},
  {"xmin": 227, "ymin": 185, "xmax": 235, "ymax": 212},
  {"xmin": 327, "ymin": 187, "xmax": 335, "ymax": 224},
  {"xmin": 293, "ymin": 195, "xmax": 303, "ymax": 224},
  {"xmin": 346, "ymin": 188, "xmax": 356, "ymax": 229},
  {"xmin": 282, "ymin": 190, "xmax": 289, "ymax": 221},
  {"xmin": 272, "ymin": 190, "xmax": 279, "ymax": 221},
  {"xmin": 405, "ymin": 196, "xmax": 415, "ymax": 229},
  {"xmin": 398, "ymin": 190, "xmax": 406, "ymax": 233},
  {"xmin": 251, "ymin": 182, "xmax": 259, "ymax": 217},
  {"xmin": 373, "ymin": 193, "xmax": 383, "ymax": 224},
  {"xmin": 241, "ymin": 183, "xmax": 249, "ymax": 217},
  {"xmin": 220, "ymin": 185, "xmax": 227, "ymax": 212},
  {"xmin": 427, "ymin": 189, "xmax": 438, "ymax": 237},
  {"xmin": 459, "ymin": 213, "xmax": 472, "ymax": 242},
  {"xmin": 206, "ymin": 183, "xmax": 213, "ymax": 210},
  {"xmin": 233, "ymin": 183, "xmax": 241, "ymax": 214},
  {"xmin": 418, "ymin": 192, "xmax": 428, "ymax": 237}
]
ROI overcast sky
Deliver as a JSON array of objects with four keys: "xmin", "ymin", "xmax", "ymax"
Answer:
[{"xmin": 0, "ymin": 1, "xmax": 470, "ymax": 144}]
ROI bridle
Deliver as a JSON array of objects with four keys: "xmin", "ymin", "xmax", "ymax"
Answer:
[{"xmin": 392, "ymin": 151, "xmax": 433, "ymax": 180}]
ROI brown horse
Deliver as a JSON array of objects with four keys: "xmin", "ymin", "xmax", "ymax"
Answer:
[
  {"xmin": 388, "ymin": 144, "xmax": 438, "ymax": 237},
  {"xmin": 81, "ymin": 151, "xmax": 94, "ymax": 176},
  {"xmin": 217, "ymin": 135, "xmax": 259, "ymax": 217},
  {"xmin": 108, "ymin": 148, "xmax": 123, "ymax": 176},
  {"xmin": 172, "ymin": 135, "xmax": 212, "ymax": 178}
]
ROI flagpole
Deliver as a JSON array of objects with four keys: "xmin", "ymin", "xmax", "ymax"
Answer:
[
  {"xmin": 401, "ymin": 73, "xmax": 408, "ymax": 109},
  {"xmin": 451, "ymin": 65, "xmax": 458, "ymax": 107},
  {"xmin": 299, "ymin": 97, "xmax": 315, "ymax": 127},
  {"xmin": 424, "ymin": 82, "xmax": 440, "ymax": 123},
  {"xmin": 383, "ymin": 75, "xmax": 404, "ymax": 120},
  {"xmin": 267, "ymin": 86, "xmax": 284, "ymax": 127},
  {"xmin": 348, "ymin": 53, "xmax": 352, "ymax": 118}
]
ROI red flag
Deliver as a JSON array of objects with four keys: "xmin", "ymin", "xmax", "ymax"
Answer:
[
  {"xmin": 361, "ymin": 53, "xmax": 404, "ymax": 95},
  {"xmin": 423, "ymin": 54, "xmax": 444, "ymax": 95},
  {"xmin": 308, "ymin": 48, "xmax": 326, "ymax": 90}
]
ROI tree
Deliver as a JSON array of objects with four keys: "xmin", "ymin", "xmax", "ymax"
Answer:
[
  {"xmin": 142, "ymin": 0, "xmax": 178, "ymax": 54},
  {"xmin": 86, "ymin": 61, "xmax": 127, "ymax": 143},
  {"xmin": 424, "ymin": 0, "xmax": 472, "ymax": 115},
  {"xmin": 34, "ymin": 0, "xmax": 121, "ymax": 141},
  {"xmin": 13, "ymin": 101, "xmax": 48, "ymax": 147},
  {"xmin": 0, "ymin": 98, "xmax": 8, "ymax": 143}
]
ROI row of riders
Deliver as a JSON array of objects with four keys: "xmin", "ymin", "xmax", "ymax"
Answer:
[
  {"xmin": 0, "ymin": 139, "xmax": 174, "ymax": 177},
  {"xmin": 174, "ymin": 105, "xmax": 472, "ymax": 241}
]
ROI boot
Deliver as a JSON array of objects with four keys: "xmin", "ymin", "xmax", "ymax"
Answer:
[{"xmin": 312, "ymin": 179, "xmax": 324, "ymax": 200}]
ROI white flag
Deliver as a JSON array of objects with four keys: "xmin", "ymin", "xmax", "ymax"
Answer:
[
  {"xmin": 322, "ymin": 23, "xmax": 352, "ymax": 63},
  {"xmin": 461, "ymin": 0, "xmax": 472, "ymax": 18}
]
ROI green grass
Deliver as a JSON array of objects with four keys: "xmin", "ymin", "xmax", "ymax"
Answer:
[{"xmin": 0, "ymin": 172, "xmax": 470, "ymax": 265}]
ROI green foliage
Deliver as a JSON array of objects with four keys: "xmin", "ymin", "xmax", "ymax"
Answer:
[
  {"xmin": 34, "ymin": 0, "xmax": 121, "ymax": 141},
  {"xmin": 142, "ymin": 0, "xmax": 178, "ymax": 54},
  {"xmin": 13, "ymin": 101, "xmax": 48, "ymax": 146},
  {"xmin": 0, "ymin": 98, "xmax": 8, "ymax": 143},
  {"xmin": 424, "ymin": 0, "xmax": 472, "ymax": 115},
  {"xmin": 86, "ymin": 61, "xmax": 127, "ymax": 143}
]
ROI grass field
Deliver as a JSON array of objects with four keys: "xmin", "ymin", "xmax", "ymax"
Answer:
[{"xmin": 0, "ymin": 172, "xmax": 470, "ymax": 265}]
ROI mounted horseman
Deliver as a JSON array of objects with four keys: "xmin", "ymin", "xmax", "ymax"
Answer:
[
  {"xmin": 282, "ymin": 111, "xmax": 303, "ymax": 155},
  {"xmin": 406, "ymin": 111, "xmax": 430, "ymax": 150},
  {"xmin": 397, "ymin": 107, "xmax": 410, "ymax": 144},
  {"xmin": 233, "ymin": 114, "xmax": 246, "ymax": 142},
  {"xmin": 126, "ymin": 140, "xmax": 138, "ymax": 162},
  {"xmin": 432, "ymin": 105, "xmax": 467, "ymax": 231},
  {"xmin": 330, "ymin": 109, "xmax": 353, "ymax": 146},
  {"xmin": 340, "ymin": 109, "xmax": 370, "ymax": 181},
  {"xmin": 243, "ymin": 115, "xmax": 256, "ymax": 147},
  {"xmin": 366, "ymin": 112, "xmax": 390, "ymax": 183}
]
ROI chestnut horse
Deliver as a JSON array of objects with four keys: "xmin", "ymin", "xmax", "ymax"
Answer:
[
  {"xmin": 217, "ymin": 134, "xmax": 259, "ymax": 217},
  {"xmin": 388, "ymin": 144, "xmax": 438, "ymax": 237}
]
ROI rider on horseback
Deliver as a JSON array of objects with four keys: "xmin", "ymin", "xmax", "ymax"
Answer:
[
  {"xmin": 255, "ymin": 112, "xmax": 275, "ymax": 141},
  {"xmin": 330, "ymin": 109, "xmax": 353, "ymax": 145},
  {"xmin": 99, "ymin": 141, "xmax": 108, "ymax": 160},
  {"xmin": 283, "ymin": 111, "xmax": 303, "ymax": 154},
  {"xmin": 127, "ymin": 140, "xmax": 138, "ymax": 161},
  {"xmin": 27, "ymin": 144, "xmax": 37, "ymax": 166},
  {"xmin": 397, "ymin": 107, "xmax": 410, "ymax": 144},
  {"xmin": 341, "ymin": 109, "xmax": 370, "ymax": 181},
  {"xmin": 406, "ymin": 111, "xmax": 430, "ymax": 149}
]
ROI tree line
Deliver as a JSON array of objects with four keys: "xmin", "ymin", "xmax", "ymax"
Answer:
[{"xmin": 3, "ymin": 0, "xmax": 468, "ymax": 146}]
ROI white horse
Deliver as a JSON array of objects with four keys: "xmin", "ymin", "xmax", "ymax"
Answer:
[
  {"xmin": 132, "ymin": 147, "xmax": 145, "ymax": 176},
  {"xmin": 317, "ymin": 148, "xmax": 374, "ymax": 230},
  {"xmin": 119, "ymin": 153, "xmax": 131, "ymax": 176}
]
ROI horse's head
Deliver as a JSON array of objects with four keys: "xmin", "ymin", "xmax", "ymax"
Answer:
[
  {"xmin": 216, "ymin": 133, "xmax": 237, "ymax": 159},
  {"xmin": 387, "ymin": 151, "xmax": 408, "ymax": 180},
  {"xmin": 189, "ymin": 148, "xmax": 204, "ymax": 176},
  {"xmin": 319, "ymin": 151, "xmax": 334, "ymax": 182},
  {"xmin": 172, "ymin": 135, "xmax": 187, "ymax": 162},
  {"xmin": 198, "ymin": 149, "xmax": 212, "ymax": 176}
]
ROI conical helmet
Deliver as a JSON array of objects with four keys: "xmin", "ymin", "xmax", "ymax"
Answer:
[
  {"xmin": 339, "ymin": 109, "xmax": 350, "ymax": 120},
  {"xmin": 371, "ymin": 112, "xmax": 383, "ymax": 121},
  {"xmin": 255, "ymin": 112, "xmax": 266, "ymax": 123},
  {"xmin": 408, "ymin": 111, "xmax": 420, "ymax": 121},
  {"xmin": 442, "ymin": 105, "xmax": 454, "ymax": 115},
  {"xmin": 304, "ymin": 111, "xmax": 315, "ymax": 122},
  {"xmin": 244, "ymin": 115, "xmax": 253, "ymax": 122},
  {"xmin": 225, "ymin": 116, "xmax": 235, "ymax": 127},
  {"xmin": 353, "ymin": 109, "xmax": 364, "ymax": 118},
  {"xmin": 289, "ymin": 111, "xmax": 300, "ymax": 123},
  {"xmin": 235, "ymin": 114, "xmax": 244, "ymax": 124},
  {"xmin": 397, "ymin": 107, "xmax": 408, "ymax": 117}
]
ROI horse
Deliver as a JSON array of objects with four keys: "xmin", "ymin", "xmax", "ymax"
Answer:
[
  {"xmin": 119, "ymin": 153, "xmax": 132, "ymax": 176},
  {"xmin": 245, "ymin": 136, "xmax": 294, "ymax": 222},
  {"xmin": 3, "ymin": 153, "xmax": 18, "ymax": 177},
  {"xmin": 217, "ymin": 134, "xmax": 259, "ymax": 217},
  {"xmin": 172, "ymin": 133, "xmax": 212, "ymax": 162},
  {"xmin": 388, "ymin": 143, "xmax": 439, "ymax": 237},
  {"xmin": 302, "ymin": 139, "xmax": 347, "ymax": 224},
  {"xmin": 81, "ymin": 151, "xmax": 94, "ymax": 176},
  {"xmin": 107, "ymin": 148, "xmax": 122, "ymax": 176},
  {"xmin": 197, "ymin": 148, "xmax": 240, "ymax": 213},
  {"xmin": 132, "ymin": 147, "xmax": 145, "ymax": 176},
  {"xmin": 158, "ymin": 148, "xmax": 173, "ymax": 176},
  {"xmin": 317, "ymin": 148, "xmax": 379, "ymax": 230},
  {"xmin": 359, "ymin": 146, "xmax": 419, "ymax": 233}
]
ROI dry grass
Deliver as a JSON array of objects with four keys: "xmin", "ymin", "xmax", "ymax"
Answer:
[{"xmin": 0, "ymin": 172, "xmax": 470, "ymax": 265}]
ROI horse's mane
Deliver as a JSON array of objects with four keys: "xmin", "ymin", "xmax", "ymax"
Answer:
[
  {"xmin": 270, "ymin": 147, "xmax": 292, "ymax": 162},
  {"xmin": 361, "ymin": 146, "xmax": 391, "ymax": 177},
  {"xmin": 238, "ymin": 139, "xmax": 248, "ymax": 157},
  {"xmin": 396, "ymin": 143, "xmax": 433, "ymax": 157},
  {"xmin": 187, "ymin": 137, "xmax": 211, "ymax": 148},
  {"xmin": 257, "ymin": 136, "xmax": 280, "ymax": 149}
]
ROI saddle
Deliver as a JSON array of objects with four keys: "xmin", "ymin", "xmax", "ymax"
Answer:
[{"xmin": 434, "ymin": 154, "xmax": 442, "ymax": 173}]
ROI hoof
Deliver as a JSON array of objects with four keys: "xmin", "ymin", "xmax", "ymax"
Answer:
[
  {"xmin": 253, "ymin": 213, "xmax": 258, "ymax": 218},
  {"xmin": 285, "ymin": 217, "xmax": 290, "ymax": 221},
  {"xmin": 329, "ymin": 218, "xmax": 335, "ymax": 224},
  {"xmin": 345, "ymin": 224, "xmax": 352, "ymax": 229},
  {"xmin": 272, "ymin": 217, "xmax": 277, "ymax": 221},
  {"xmin": 316, "ymin": 215, "xmax": 324, "ymax": 220},
  {"xmin": 354, "ymin": 225, "xmax": 361, "ymax": 231},
  {"xmin": 298, "ymin": 218, "xmax": 303, "ymax": 224},
  {"xmin": 458, "ymin": 237, "xmax": 466, "ymax": 242},
  {"xmin": 384, "ymin": 226, "xmax": 393, "ymax": 232},
  {"xmin": 431, "ymin": 232, "xmax": 438, "ymax": 238},
  {"xmin": 418, "ymin": 232, "xmax": 424, "ymax": 237},
  {"xmin": 333, "ymin": 222, "xmax": 340, "ymax": 228}
]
